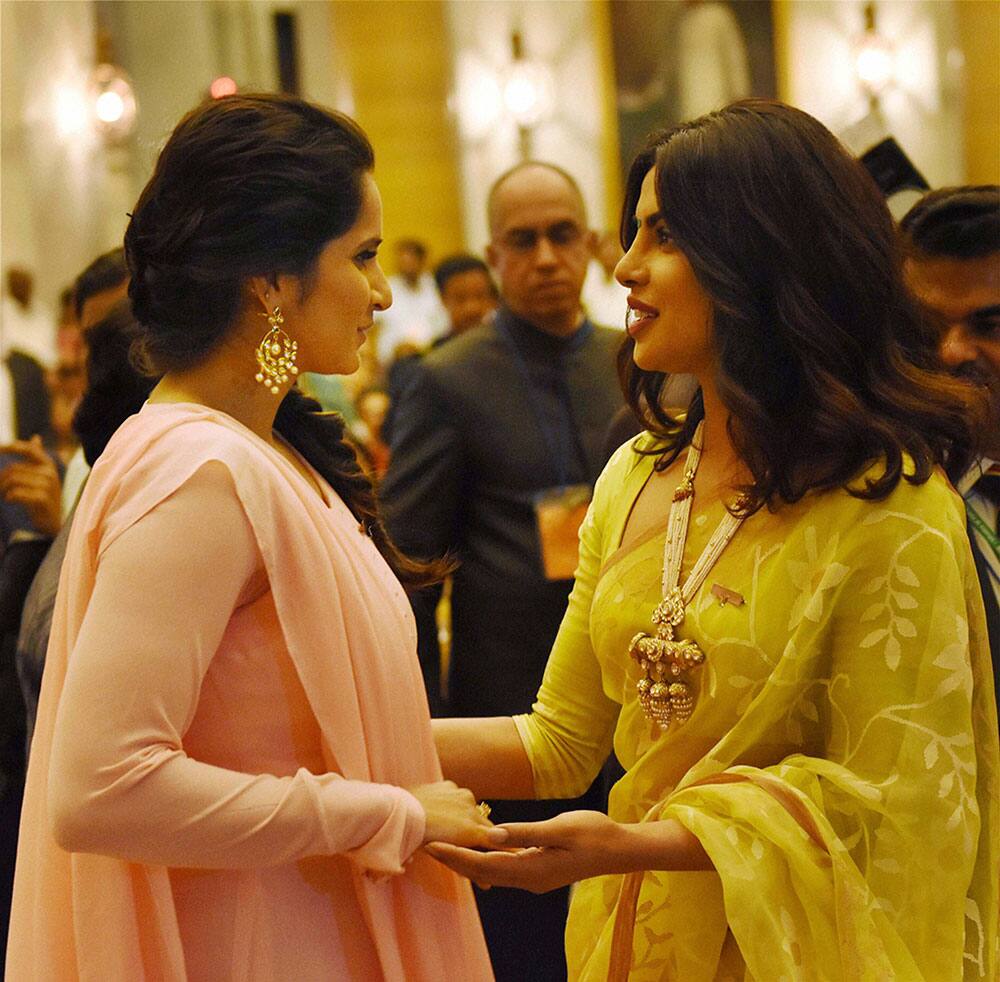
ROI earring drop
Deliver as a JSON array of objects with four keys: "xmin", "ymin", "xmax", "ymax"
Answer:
[{"xmin": 255, "ymin": 306, "xmax": 298, "ymax": 395}]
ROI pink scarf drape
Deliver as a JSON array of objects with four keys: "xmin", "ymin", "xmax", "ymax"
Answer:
[{"xmin": 8, "ymin": 404, "xmax": 489, "ymax": 981}]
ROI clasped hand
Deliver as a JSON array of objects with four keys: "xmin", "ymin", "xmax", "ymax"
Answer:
[
  {"xmin": 425, "ymin": 810, "xmax": 630, "ymax": 894},
  {"xmin": 407, "ymin": 781, "xmax": 509, "ymax": 850}
]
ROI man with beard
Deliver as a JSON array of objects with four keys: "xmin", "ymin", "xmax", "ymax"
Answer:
[{"xmin": 901, "ymin": 185, "xmax": 999, "ymax": 687}]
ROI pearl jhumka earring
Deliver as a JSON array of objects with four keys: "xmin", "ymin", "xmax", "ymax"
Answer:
[{"xmin": 255, "ymin": 306, "xmax": 298, "ymax": 394}]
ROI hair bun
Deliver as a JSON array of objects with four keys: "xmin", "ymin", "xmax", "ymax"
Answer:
[{"xmin": 122, "ymin": 93, "xmax": 373, "ymax": 374}]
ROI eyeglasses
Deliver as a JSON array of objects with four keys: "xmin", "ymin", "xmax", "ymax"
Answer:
[{"xmin": 499, "ymin": 221, "xmax": 585, "ymax": 253}]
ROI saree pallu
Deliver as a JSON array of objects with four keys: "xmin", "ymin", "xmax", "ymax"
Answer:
[{"xmin": 516, "ymin": 438, "xmax": 999, "ymax": 980}]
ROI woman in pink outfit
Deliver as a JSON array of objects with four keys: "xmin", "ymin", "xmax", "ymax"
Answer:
[{"xmin": 7, "ymin": 94, "xmax": 498, "ymax": 981}]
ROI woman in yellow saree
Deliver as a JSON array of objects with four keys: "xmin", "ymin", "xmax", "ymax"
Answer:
[{"xmin": 427, "ymin": 101, "xmax": 998, "ymax": 980}]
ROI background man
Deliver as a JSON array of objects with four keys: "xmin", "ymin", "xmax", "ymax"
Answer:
[
  {"xmin": 900, "ymin": 184, "xmax": 999, "ymax": 694},
  {"xmin": 382, "ymin": 161, "xmax": 622, "ymax": 981},
  {"xmin": 382, "ymin": 254, "xmax": 497, "ymax": 448},
  {"xmin": 374, "ymin": 237, "xmax": 446, "ymax": 365},
  {"xmin": 433, "ymin": 254, "xmax": 498, "ymax": 343}
]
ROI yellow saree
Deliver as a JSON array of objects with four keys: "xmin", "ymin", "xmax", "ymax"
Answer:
[{"xmin": 514, "ymin": 438, "xmax": 998, "ymax": 980}]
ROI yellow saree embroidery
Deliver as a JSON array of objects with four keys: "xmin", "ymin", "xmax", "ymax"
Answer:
[{"xmin": 514, "ymin": 438, "xmax": 999, "ymax": 980}]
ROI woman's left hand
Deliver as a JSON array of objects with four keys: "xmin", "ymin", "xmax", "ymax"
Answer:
[{"xmin": 424, "ymin": 810, "xmax": 633, "ymax": 894}]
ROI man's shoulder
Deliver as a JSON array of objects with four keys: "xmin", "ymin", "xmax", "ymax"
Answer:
[
  {"xmin": 421, "ymin": 322, "xmax": 502, "ymax": 374},
  {"xmin": 571, "ymin": 323, "xmax": 624, "ymax": 384},
  {"xmin": 418, "ymin": 317, "xmax": 621, "ymax": 378}
]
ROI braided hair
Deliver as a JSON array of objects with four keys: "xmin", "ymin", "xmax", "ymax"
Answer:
[{"xmin": 274, "ymin": 389, "xmax": 449, "ymax": 588}]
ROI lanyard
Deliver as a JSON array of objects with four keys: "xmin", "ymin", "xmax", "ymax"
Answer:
[
  {"xmin": 496, "ymin": 316, "xmax": 591, "ymax": 488},
  {"xmin": 967, "ymin": 502, "xmax": 1000, "ymax": 561}
]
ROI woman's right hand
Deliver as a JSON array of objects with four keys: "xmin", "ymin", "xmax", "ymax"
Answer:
[{"xmin": 408, "ymin": 781, "xmax": 509, "ymax": 849}]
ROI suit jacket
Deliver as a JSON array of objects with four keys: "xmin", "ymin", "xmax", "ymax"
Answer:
[
  {"xmin": 382, "ymin": 308, "xmax": 623, "ymax": 717},
  {"xmin": 968, "ymin": 524, "xmax": 1000, "ymax": 708},
  {"xmin": 0, "ymin": 530, "xmax": 53, "ymax": 960}
]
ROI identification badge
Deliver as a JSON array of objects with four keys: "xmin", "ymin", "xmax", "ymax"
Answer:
[{"xmin": 535, "ymin": 484, "xmax": 592, "ymax": 581}]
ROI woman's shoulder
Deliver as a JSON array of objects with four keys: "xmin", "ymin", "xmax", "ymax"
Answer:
[
  {"xmin": 84, "ymin": 405, "xmax": 277, "ymax": 547},
  {"xmin": 777, "ymin": 463, "xmax": 969, "ymax": 563},
  {"xmin": 98, "ymin": 403, "xmax": 268, "ymax": 480},
  {"xmin": 598, "ymin": 430, "xmax": 660, "ymax": 493},
  {"xmin": 838, "ymin": 461, "xmax": 964, "ymax": 531}
]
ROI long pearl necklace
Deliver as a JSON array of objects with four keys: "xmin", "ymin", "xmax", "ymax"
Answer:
[{"xmin": 628, "ymin": 423, "xmax": 745, "ymax": 731}]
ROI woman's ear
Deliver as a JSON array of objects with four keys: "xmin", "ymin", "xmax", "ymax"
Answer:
[
  {"xmin": 250, "ymin": 272, "xmax": 297, "ymax": 315},
  {"xmin": 248, "ymin": 276, "xmax": 272, "ymax": 315}
]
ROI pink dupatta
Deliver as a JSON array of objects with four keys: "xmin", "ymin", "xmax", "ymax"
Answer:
[{"xmin": 8, "ymin": 404, "xmax": 490, "ymax": 981}]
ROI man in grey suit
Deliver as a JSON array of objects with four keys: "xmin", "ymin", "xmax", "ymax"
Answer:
[{"xmin": 382, "ymin": 162, "xmax": 623, "ymax": 981}]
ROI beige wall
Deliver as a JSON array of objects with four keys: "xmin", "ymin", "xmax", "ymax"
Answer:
[
  {"xmin": 329, "ymin": 0, "xmax": 464, "ymax": 271},
  {"xmin": 593, "ymin": 0, "xmax": 623, "ymax": 232},
  {"xmin": 956, "ymin": 0, "xmax": 1000, "ymax": 184},
  {"xmin": 445, "ymin": 0, "xmax": 618, "ymax": 251},
  {"xmin": 1, "ymin": 0, "xmax": 110, "ymax": 356},
  {"xmin": 775, "ymin": 0, "xmax": 966, "ymax": 186}
]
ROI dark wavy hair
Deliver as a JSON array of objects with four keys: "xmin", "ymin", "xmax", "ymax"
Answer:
[
  {"xmin": 124, "ymin": 93, "xmax": 446, "ymax": 588},
  {"xmin": 618, "ymin": 100, "xmax": 981, "ymax": 512}
]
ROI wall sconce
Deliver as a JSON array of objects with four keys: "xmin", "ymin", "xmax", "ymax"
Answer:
[
  {"xmin": 506, "ymin": 32, "xmax": 554, "ymax": 159},
  {"xmin": 452, "ymin": 32, "xmax": 554, "ymax": 154},
  {"xmin": 53, "ymin": 86, "xmax": 91, "ymax": 139},
  {"xmin": 855, "ymin": 3, "xmax": 895, "ymax": 105},
  {"xmin": 89, "ymin": 63, "xmax": 137, "ymax": 143}
]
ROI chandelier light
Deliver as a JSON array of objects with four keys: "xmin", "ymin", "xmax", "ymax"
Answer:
[{"xmin": 503, "ymin": 60, "xmax": 553, "ymax": 128}]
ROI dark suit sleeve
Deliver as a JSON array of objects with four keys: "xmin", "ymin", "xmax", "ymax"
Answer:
[
  {"xmin": 382, "ymin": 357, "xmax": 466, "ymax": 558},
  {"xmin": 7, "ymin": 352, "xmax": 53, "ymax": 446},
  {"xmin": 381, "ymin": 360, "xmax": 466, "ymax": 714}
]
